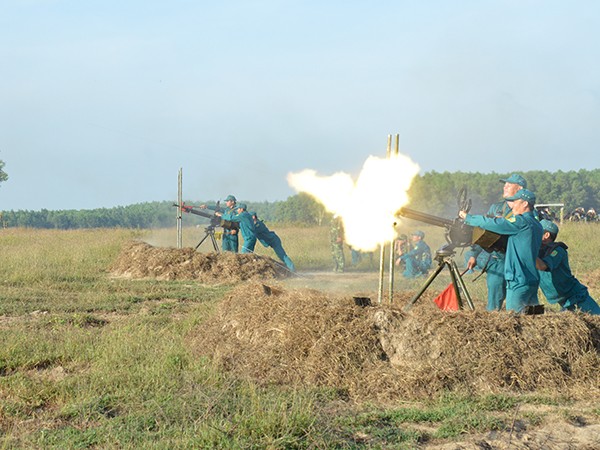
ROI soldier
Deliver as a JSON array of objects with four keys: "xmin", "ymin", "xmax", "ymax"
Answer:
[
  {"xmin": 201, "ymin": 194, "xmax": 239, "ymax": 253},
  {"xmin": 465, "ymin": 173, "xmax": 527, "ymax": 311},
  {"xmin": 330, "ymin": 215, "xmax": 345, "ymax": 273},
  {"xmin": 460, "ymin": 189, "xmax": 543, "ymax": 313},
  {"xmin": 536, "ymin": 220, "xmax": 600, "ymax": 315},
  {"xmin": 399, "ymin": 230, "xmax": 432, "ymax": 278},
  {"xmin": 218, "ymin": 203, "xmax": 256, "ymax": 254},
  {"xmin": 250, "ymin": 212, "xmax": 296, "ymax": 272},
  {"xmin": 394, "ymin": 234, "xmax": 411, "ymax": 269},
  {"xmin": 586, "ymin": 208, "xmax": 598, "ymax": 222},
  {"xmin": 349, "ymin": 246, "xmax": 363, "ymax": 266}
]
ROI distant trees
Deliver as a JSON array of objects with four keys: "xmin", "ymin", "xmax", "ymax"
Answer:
[
  {"xmin": 273, "ymin": 193, "xmax": 327, "ymax": 225},
  {"xmin": 2, "ymin": 169, "xmax": 600, "ymax": 229},
  {"xmin": 0, "ymin": 160, "xmax": 7, "ymax": 186},
  {"xmin": 406, "ymin": 169, "xmax": 600, "ymax": 217},
  {"xmin": 1, "ymin": 202, "xmax": 176, "ymax": 229}
]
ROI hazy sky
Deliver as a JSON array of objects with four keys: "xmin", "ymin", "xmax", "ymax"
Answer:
[{"xmin": 2, "ymin": 1, "xmax": 599, "ymax": 211}]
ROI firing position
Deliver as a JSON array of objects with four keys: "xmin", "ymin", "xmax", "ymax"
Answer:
[
  {"xmin": 464, "ymin": 173, "xmax": 527, "ymax": 310},
  {"xmin": 250, "ymin": 212, "xmax": 296, "ymax": 272},
  {"xmin": 536, "ymin": 220, "xmax": 600, "ymax": 315},
  {"xmin": 218, "ymin": 203, "xmax": 256, "ymax": 254},
  {"xmin": 201, "ymin": 194, "xmax": 239, "ymax": 253},
  {"xmin": 460, "ymin": 189, "xmax": 543, "ymax": 313},
  {"xmin": 399, "ymin": 230, "xmax": 432, "ymax": 278}
]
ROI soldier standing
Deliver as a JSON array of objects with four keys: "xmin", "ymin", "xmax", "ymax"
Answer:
[
  {"xmin": 330, "ymin": 216, "xmax": 345, "ymax": 273},
  {"xmin": 465, "ymin": 174, "xmax": 527, "ymax": 310},
  {"xmin": 460, "ymin": 189, "xmax": 542, "ymax": 313},
  {"xmin": 219, "ymin": 203, "xmax": 256, "ymax": 253},
  {"xmin": 201, "ymin": 194, "xmax": 239, "ymax": 253}
]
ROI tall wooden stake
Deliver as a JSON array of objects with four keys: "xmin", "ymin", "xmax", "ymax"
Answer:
[
  {"xmin": 177, "ymin": 168, "xmax": 183, "ymax": 248},
  {"xmin": 377, "ymin": 135, "xmax": 393, "ymax": 304},
  {"xmin": 388, "ymin": 134, "xmax": 400, "ymax": 302}
]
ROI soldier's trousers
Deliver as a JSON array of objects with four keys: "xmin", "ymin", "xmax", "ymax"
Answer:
[
  {"xmin": 272, "ymin": 243, "xmax": 295, "ymax": 272},
  {"xmin": 222, "ymin": 233, "xmax": 239, "ymax": 253},
  {"xmin": 485, "ymin": 257, "xmax": 507, "ymax": 311},
  {"xmin": 506, "ymin": 282, "xmax": 539, "ymax": 313},
  {"xmin": 331, "ymin": 244, "xmax": 345, "ymax": 272}
]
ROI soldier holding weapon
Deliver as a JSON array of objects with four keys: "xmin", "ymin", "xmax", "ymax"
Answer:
[
  {"xmin": 464, "ymin": 173, "xmax": 528, "ymax": 311},
  {"xmin": 216, "ymin": 203, "xmax": 256, "ymax": 254},
  {"xmin": 459, "ymin": 188, "xmax": 543, "ymax": 313},
  {"xmin": 201, "ymin": 194, "xmax": 239, "ymax": 253}
]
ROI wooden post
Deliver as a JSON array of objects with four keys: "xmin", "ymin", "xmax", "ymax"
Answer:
[
  {"xmin": 377, "ymin": 135, "xmax": 393, "ymax": 304},
  {"xmin": 177, "ymin": 168, "xmax": 183, "ymax": 248},
  {"xmin": 388, "ymin": 134, "xmax": 400, "ymax": 302}
]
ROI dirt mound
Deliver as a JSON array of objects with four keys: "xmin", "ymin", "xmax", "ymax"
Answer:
[
  {"xmin": 194, "ymin": 282, "xmax": 600, "ymax": 401},
  {"xmin": 110, "ymin": 241, "xmax": 289, "ymax": 282}
]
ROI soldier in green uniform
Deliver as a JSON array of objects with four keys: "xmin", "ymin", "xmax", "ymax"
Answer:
[
  {"xmin": 536, "ymin": 220, "xmax": 600, "ymax": 314},
  {"xmin": 250, "ymin": 212, "xmax": 296, "ymax": 272},
  {"xmin": 201, "ymin": 194, "xmax": 239, "ymax": 253},
  {"xmin": 330, "ymin": 216, "xmax": 345, "ymax": 273},
  {"xmin": 399, "ymin": 230, "xmax": 432, "ymax": 278},
  {"xmin": 464, "ymin": 173, "xmax": 527, "ymax": 310},
  {"xmin": 460, "ymin": 189, "xmax": 543, "ymax": 313},
  {"xmin": 220, "ymin": 203, "xmax": 256, "ymax": 254}
]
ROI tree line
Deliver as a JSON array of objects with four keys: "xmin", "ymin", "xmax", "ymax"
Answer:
[{"xmin": 1, "ymin": 169, "xmax": 599, "ymax": 229}]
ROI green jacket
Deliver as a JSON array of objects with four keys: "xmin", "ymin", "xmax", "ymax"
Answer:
[{"xmin": 465, "ymin": 211, "xmax": 542, "ymax": 286}]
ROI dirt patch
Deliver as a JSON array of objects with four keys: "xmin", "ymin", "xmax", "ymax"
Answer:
[
  {"xmin": 110, "ymin": 241, "xmax": 290, "ymax": 283},
  {"xmin": 193, "ymin": 282, "xmax": 600, "ymax": 402}
]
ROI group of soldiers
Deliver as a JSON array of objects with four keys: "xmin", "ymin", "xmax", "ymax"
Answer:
[
  {"xmin": 459, "ymin": 174, "xmax": 600, "ymax": 315},
  {"xmin": 204, "ymin": 183, "xmax": 599, "ymax": 315},
  {"xmin": 328, "ymin": 173, "xmax": 600, "ymax": 316},
  {"xmin": 200, "ymin": 195, "xmax": 295, "ymax": 272},
  {"xmin": 390, "ymin": 174, "xmax": 600, "ymax": 315}
]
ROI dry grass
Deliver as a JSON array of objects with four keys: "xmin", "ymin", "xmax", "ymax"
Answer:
[
  {"xmin": 193, "ymin": 282, "xmax": 600, "ymax": 403},
  {"xmin": 111, "ymin": 240, "xmax": 290, "ymax": 282}
]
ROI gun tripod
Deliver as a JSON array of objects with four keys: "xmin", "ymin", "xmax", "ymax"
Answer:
[
  {"xmin": 194, "ymin": 226, "xmax": 220, "ymax": 253},
  {"xmin": 404, "ymin": 245, "xmax": 475, "ymax": 311}
]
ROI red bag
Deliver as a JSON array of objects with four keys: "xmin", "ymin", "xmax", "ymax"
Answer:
[{"xmin": 433, "ymin": 283, "xmax": 460, "ymax": 311}]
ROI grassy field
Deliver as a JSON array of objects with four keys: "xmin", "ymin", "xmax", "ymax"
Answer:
[{"xmin": 1, "ymin": 224, "xmax": 599, "ymax": 448}]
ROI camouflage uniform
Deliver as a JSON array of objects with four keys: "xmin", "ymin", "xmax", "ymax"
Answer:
[{"xmin": 330, "ymin": 216, "xmax": 345, "ymax": 273}]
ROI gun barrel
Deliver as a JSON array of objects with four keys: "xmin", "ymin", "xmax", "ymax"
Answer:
[
  {"xmin": 396, "ymin": 206, "xmax": 505, "ymax": 251},
  {"xmin": 172, "ymin": 203, "xmax": 214, "ymax": 220},
  {"xmin": 396, "ymin": 207, "xmax": 454, "ymax": 228}
]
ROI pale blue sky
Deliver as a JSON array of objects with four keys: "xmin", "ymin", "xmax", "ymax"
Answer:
[{"xmin": 1, "ymin": 1, "xmax": 599, "ymax": 211}]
